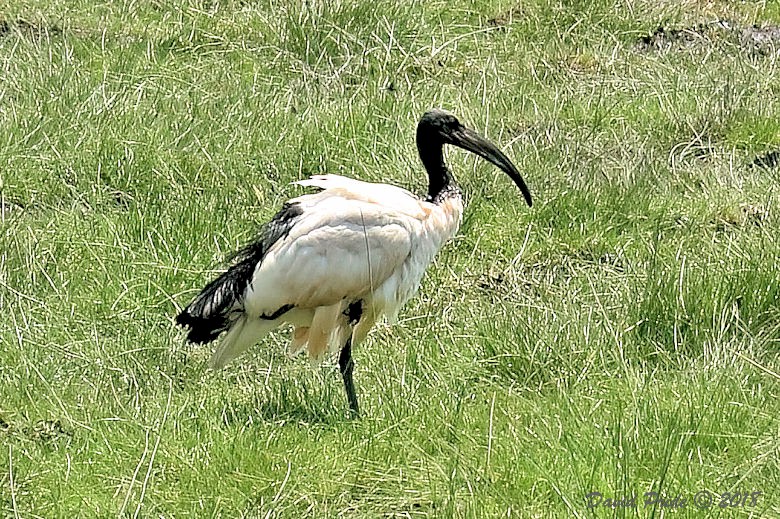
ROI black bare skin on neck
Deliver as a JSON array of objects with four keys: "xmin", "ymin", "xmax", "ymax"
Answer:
[
  {"xmin": 419, "ymin": 142, "xmax": 450, "ymax": 202},
  {"xmin": 417, "ymin": 126, "xmax": 461, "ymax": 203},
  {"xmin": 422, "ymin": 151, "xmax": 461, "ymax": 203}
]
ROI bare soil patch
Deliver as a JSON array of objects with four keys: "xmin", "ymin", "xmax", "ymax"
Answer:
[
  {"xmin": 751, "ymin": 150, "xmax": 780, "ymax": 169},
  {"xmin": 635, "ymin": 19, "xmax": 780, "ymax": 54},
  {"xmin": 0, "ymin": 18, "xmax": 62, "ymax": 39}
]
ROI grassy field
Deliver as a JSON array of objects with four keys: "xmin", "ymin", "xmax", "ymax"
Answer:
[{"xmin": 2, "ymin": 0, "xmax": 779, "ymax": 516}]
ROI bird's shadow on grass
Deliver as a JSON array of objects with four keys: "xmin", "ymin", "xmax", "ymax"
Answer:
[
  {"xmin": 253, "ymin": 400, "xmax": 355, "ymax": 426},
  {"xmin": 218, "ymin": 376, "xmax": 358, "ymax": 427},
  {"xmin": 176, "ymin": 348, "xmax": 357, "ymax": 426}
]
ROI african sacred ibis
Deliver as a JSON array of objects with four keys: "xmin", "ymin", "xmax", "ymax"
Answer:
[{"xmin": 176, "ymin": 109, "xmax": 532, "ymax": 415}]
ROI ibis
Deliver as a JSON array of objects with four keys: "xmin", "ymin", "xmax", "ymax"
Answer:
[{"xmin": 176, "ymin": 109, "xmax": 532, "ymax": 415}]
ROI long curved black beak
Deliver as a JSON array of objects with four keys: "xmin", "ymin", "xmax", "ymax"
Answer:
[{"xmin": 450, "ymin": 127, "xmax": 532, "ymax": 207}]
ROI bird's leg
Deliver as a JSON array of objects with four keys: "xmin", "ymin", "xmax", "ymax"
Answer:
[
  {"xmin": 339, "ymin": 300, "xmax": 363, "ymax": 416},
  {"xmin": 338, "ymin": 337, "xmax": 359, "ymax": 416}
]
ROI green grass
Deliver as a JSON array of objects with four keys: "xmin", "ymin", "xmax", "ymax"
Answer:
[{"xmin": 2, "ymin": 0, "xmax": 779, "ymax": 516}]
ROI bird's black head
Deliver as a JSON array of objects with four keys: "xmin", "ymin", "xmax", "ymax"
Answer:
[
  {"xmin": 416, "ymin": 108, "xmax": 462, "ymax": 142},
  {"xmin": 416, "ymin": 109, "xmax": 532, "ymax": 206}
]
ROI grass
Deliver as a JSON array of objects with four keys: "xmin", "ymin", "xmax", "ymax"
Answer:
[{"xmin": 1, "ymin": 0, "xmax": 779, "ymax": 516}]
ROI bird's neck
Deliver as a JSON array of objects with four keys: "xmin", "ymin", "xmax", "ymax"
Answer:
[{"xmin": 420, "ymin": 143, "xmax": 459, "ymax": 203}]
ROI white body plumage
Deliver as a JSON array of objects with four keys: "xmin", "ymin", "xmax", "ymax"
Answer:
[{"xmin": 212, "ymin": 174, "xmax": 463, "ymax": 368}]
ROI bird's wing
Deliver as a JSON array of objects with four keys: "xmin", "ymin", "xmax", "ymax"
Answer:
[
  {"xmin": 175, "ymin": 202, "xmax": 304, "ymax": 343},
  {"xmin": 293, "ymin": 174, "xmax": 425, "ymax": 218},
  {"xmin": 243, "ymin": 195, "xmax": 417, "ymax": 315}
]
